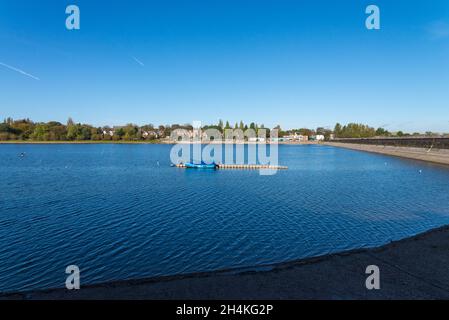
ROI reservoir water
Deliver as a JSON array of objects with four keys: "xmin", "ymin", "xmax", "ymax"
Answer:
[{"xmin": 1, "ymin": 144, "xmax": 449, "ymax": 293}]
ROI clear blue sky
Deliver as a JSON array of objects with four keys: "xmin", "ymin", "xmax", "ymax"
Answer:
[{"xmin": 1, "ymin": 0, "xmax": 448, "ymax": 132}]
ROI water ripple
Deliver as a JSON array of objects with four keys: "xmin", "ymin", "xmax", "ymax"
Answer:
[{"xmin": 1, "ymin": 144, "xmax": 449, "ymax": 292}]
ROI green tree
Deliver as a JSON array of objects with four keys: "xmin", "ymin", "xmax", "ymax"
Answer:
[
  {"xmin": 121, "ymin": 124, "xmax": 139, "ymax": 140},
  {"xmin": 31, "ymin": 124, "xmax": 50, "ymax": 141},
  {"xmin": 10, "ymin": 119, "xmax": 34, "ymax": 140},
  {"xmin": 375, "ymin": 127, "xmax": 390, "ymax": 137},
  {"xmin": 316, "ymin": 127, "xmax": 326, "ymax": 135},
  {"xmin": 67, "ymin": 125, "xmax": 78, "ymax": 140},
  {"xmin": 116, "ymin": 128, "xmax": 125, "ymax": 139},
  {"xmin": 77, "ymin": 126, "xmax": 92, "ymax": 140},
  {"xmin": 336, "ymin": 123, "xmax": 376, "ymax": 138},
  {"xmin": 334, "ymin": 123, "xmax": 342, "ymax": 137}
]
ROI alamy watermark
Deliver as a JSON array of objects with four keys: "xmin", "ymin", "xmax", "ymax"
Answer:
[
  {"xmin": 65, "ymin": 265, "xmax": 80, "ymax": 290},
  {"xmin": 64, "ymin": 4, "xmax": 380, "ymax": 31},
  {"xmin": 365, "ymin": 265, "xmax": 380, "ymax": 290},
  {"xmin": 365, "ymin": 5, "xmax": 380, "ymax": 30},
  {"xmin": 169, "ymin": 121, "xmax": 280, "ymax": 176},
  {"xmin": 66, "ymin": 5, "xmax": 80, "ymax": 30}
]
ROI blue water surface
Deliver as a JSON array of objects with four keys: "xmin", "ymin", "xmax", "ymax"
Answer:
[{"xmin": 1, "ymin": 144, "xmax": 449, "ymax": 292}]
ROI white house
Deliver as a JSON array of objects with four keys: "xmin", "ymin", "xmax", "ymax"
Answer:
[
  {"xmin": 103, "ymin": 130, "xmax": 114, "ymax": 137},
  {"xmin": 283, "ymin": 133, "xmax": 308, "ymax": 142}
]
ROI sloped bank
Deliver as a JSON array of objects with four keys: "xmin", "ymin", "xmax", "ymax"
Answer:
[{"xmin": 325, "ymin": 142, "xmax": 449, "ymax": 166}]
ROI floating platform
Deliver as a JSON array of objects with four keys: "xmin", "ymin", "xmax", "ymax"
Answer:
[{"xmin": 175, "ymin": 164, "xmax": 288, "ymax": 170}]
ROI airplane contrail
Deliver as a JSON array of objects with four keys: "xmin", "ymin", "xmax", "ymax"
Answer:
[
  {"xmin": 131, "ymin": 56, "xmax": 145, "ymax": 67},
  {"xmin": 0, "ymin": 62, "xmax": 40, "ymax": 80}
]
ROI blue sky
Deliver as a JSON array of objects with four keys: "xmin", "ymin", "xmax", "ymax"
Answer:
[{"xmin": 0, "ymin": 0, "xmax": 448, "ymax": 132}]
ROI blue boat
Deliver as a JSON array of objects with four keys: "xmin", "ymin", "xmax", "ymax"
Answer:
[{"xmin": 184, "ymin": 161, "xmax": 218, "ymax": 169}]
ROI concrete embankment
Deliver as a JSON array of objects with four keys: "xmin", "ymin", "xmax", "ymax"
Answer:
[
  {"xmin": 3, "ymin": 226, "xmax": 449, "ymax": 300},
  {"xmin": 325, "ymin": 142, "xmax": 449, "ymax": 166}
]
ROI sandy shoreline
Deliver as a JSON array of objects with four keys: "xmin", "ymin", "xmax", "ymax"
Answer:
[
  {"xmin": 2, "ymin": 225, "xmax": 449, "ymax": 300},
  {"xmin": 325, "ymin": 142, "xmax": 449, "ymax": 166}
]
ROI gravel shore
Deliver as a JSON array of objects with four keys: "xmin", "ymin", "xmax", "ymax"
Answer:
[{"xmin": 325, "ymin": 142, "xmax": 449, "ymax": 166}]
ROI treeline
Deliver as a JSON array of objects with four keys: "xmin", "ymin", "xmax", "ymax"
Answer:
[
  {"xmin": 334, "ymin": 123, "xmax": 378, "ymax": 138},
  {"xmin": 0, "ymin": 117, "xmax": 442, "ymax": 141},
  {"xmin": 333, "ymin": 123, "xmax": 442, "ymax": 139},
  {"xmin": 0, "ymin": 118, "xmax": 165, "ymax": 141},
  {"xmin": 0, "ymin": 118, "xmax": 273, "ymax": 141}
]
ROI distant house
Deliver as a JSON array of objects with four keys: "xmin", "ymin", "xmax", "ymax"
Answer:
[
  {"xmin": 310, "ymin": 135, "xmax": 325, "ymax": 141},
  {"xmin": 283, "ymin": 133, "xmax": 308, "ymax": 142},
  {"xmin": 103, "ymin": 130, "xmax": 114, "ymax": 137},
  {"xmin": 142, "ymin": 130, "xmax": 158, "ymax": 139}
]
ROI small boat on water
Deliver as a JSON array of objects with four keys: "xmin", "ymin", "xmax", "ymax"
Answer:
[
  {"xmin": 184, "ymin": 162, "xmax": 218, "ymax": 169},
  {"xmin": 174, "ymin": 162, "xmax": 289, "ymax": 170}
]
